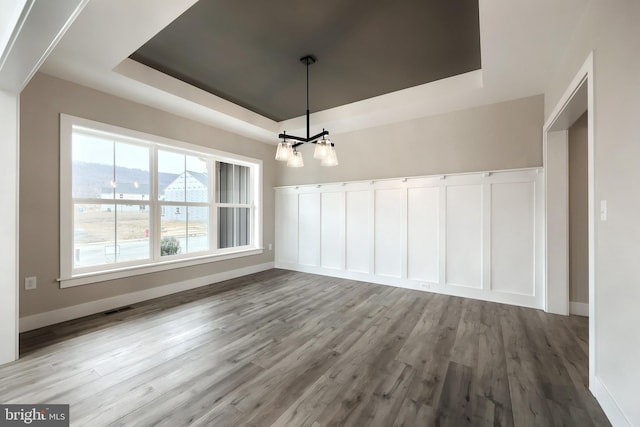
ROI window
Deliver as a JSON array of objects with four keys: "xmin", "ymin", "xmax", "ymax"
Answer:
[
  {"xmin": 217, "ymin": 162, "xmax": 251, "ymax": 248},
  {"xmin": 158, "ymin": 150, "xmax": 210, "ymax": 256},
  {"xmin": 60, "ymin": 115, "xmax": 262, "ymax": 287},
  {"xmin": 71, "ymin": 134, "xmax": 151, "ymax": 268}
]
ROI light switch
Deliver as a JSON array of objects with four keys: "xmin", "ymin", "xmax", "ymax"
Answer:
[
  {"xmin": 25, "ymin": 276, "xmax": 37, "ymax": 290},
  {"xmin": 600, "ymin": 200, "xmax": 607, "ymax": 221}
]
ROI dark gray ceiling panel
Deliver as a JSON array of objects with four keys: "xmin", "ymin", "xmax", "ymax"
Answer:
[{"xmin": 130, "ymin": 0, "xmax": 481, "ymax": 121}]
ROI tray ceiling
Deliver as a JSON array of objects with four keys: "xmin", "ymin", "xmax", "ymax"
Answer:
[{"xmin": 130, "ymin": 0, "xmax": 481, "ymax": 121}]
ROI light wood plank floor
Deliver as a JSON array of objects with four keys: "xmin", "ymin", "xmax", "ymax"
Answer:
[{"xmin": 2, "ymin": 269, "xmax": 608, "ymax": 426}]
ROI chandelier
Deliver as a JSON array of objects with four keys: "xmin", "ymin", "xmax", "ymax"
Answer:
[{"xmin": 275, "ymin": 55, "xmax": 338, "ymax": 168}]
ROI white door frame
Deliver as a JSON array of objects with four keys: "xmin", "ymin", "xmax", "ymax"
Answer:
[
  {"xmin": 543, "ymin": 52, "xmax": 595, "ymax": 390},
  {"xmin": 0, "ymin": 91, "xmax": 20, "ymax": 365},
  {"xmin": 0, "ymin": 0, "xmax": 89, "ymax": 366}
]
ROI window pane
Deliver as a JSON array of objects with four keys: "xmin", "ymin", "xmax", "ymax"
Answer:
[
  {"xmin": 218, "ymin": 207, "xmax": 234, "ymax": 249},
  {"xmin": 73, "ymin": 203, "xmax": 115, "ymax": 268},
  {"xmin": 217, "ymin": 162, "xmax": 232, "ymax": 203},
  {"xmin": 216, "ymin": 162, "xmax": 250, "ymax": 204},
  {"xmin": 116, "ymin": 204, "xmax": 150, "ymax": 263},
  {"xmin": 161, "ymin": 205, "xmax": 186, "ymax": 256},
  {"xmin": 187, "ymin": 206, "xmax": 209, "ymax": 253},
  {"xmin": 238, "ymin": 207, "xmax": 250, "ymax": 246},
  {"xmin": 232, "ymin": 164, "xmax": 241, "ymax": 204},
  {"xmin": 159, "ymin": 150, "xmax": 185, "ymax": 202},
  {"xmin": 218, "ymin": 207, "xmax": 251, "ymax": 249},
  {"xmin": 72, "ymin": 133, "xmax": 113, "ymax": 199},
  {"xmin": 186, "ymin": 155, "xmax": 208, "ymax": 202},
  {"xmin": 239, "ymin": 165, "xmax": 250, "ymax": 204},
  {"xmin": 114, "ymin": 142, "xmax": 150, "ymax": 201}
]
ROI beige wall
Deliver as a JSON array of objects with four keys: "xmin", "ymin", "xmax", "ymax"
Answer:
[
  {"xmin": 544, "ymin": 1, "xmax": 640, "ymax": 424},
  {"xmin": 568, "ymin": 112, "xmax": 588, "ymax": 304},
  {"xmin": 19, "ymin": 73, "xmax": 276, "ymax": 317},
  {"xmin": 277, "ymin": 95, "xmax": 543, "ymax": 186}
]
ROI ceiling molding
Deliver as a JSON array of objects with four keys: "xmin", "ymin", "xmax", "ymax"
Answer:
[
  {"xmin": 39, "ymin": 0, "xmax": 590, "ymax": 144},
  {"xmin": 114, "ymin": 59, "xmax": 277, "ymax": 142},
  {"xmin": 0, "ymin": 0, "xmax": 88, "ymax": 92}
]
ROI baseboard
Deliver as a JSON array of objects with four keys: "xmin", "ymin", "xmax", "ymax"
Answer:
[
  {"xmin": 594, "ymin": 377, "xmax": 632, "ymax": 427},
  {"xmin": 570, "ymin": 301, "xmax": 589, "ymax": 316},
  {"xmin": 19, "ymin": 262, "xmax": 274, "ymax": 332},
  {"xmin": 275, "ymin": 262, "xmax": 541, "ymax": 311}
]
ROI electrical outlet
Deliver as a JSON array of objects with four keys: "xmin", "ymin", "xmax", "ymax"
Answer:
[
  {"xmin": 268, "ymin": 243, "xmax": 273, "ymax": 251},
  {"xmin": 419, "ymin": 282, "xmax": 430, "ymax": 289},
  {"xmin": 25, "ymin": 276, "xmax": 37, "ymax": 290}
]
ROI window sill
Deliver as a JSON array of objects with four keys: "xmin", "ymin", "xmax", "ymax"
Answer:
[{"xmin": 59, "ymin": 248, "xmax": 264, "ymax": 288}]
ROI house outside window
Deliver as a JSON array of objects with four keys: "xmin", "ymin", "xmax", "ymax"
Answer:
[{"xmin": 59, "ymin": 114, "xmax": 262, "ymax": 287}]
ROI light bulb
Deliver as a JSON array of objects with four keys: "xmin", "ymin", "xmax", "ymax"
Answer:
[
  {"xmin": 321, "ymin": 146, "xmax": 338, "ymax": 167},
  {"xmin": 287, "ymin": 150, "xmax": 304, "ymax": 168},
  {"xmin": 313, "ymin": 139, "xmax": 329, "ymax": 160},
  {"xmin": 275, "ymin": 141, "xmax": 293, "ymax": 161}
]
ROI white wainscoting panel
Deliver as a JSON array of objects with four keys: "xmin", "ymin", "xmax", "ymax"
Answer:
[
  {"xmin": 321, "ymin": 191, "xmax": 345, "ymax": 270},
  {"xmin": 491, "ymin": 181, "xmax": 535, "ymax": 295},
  {"xmin": 274, "ymin": 168, "xmax": 544, "ymax": 309},
  {"xmin": 374, "ymin": 188, "xmax": 403, "ymax": 278},
  {"xmin": 407, "ymin": 186, "xmax": 440, "ymax": 282},
  {"xmin": 345, "ymin": 190, "xmax": 370, "ymax": 274},
  {"xmin": 298, "ymin": 193, "xmax": 321, "ymax": 267},
  {"xmin": 446, "ymin": 184, "xmax": 482, "ymax": 288},
  {"xmin": 275, "ymin": 192, "xmax": 298, "ymax": 264}
]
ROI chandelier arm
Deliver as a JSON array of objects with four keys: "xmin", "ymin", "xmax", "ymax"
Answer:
[
  {"xmin": 278, "ymin": 133, "xmax": 307, "ymax": 142},
  {"xmin": 278, "ymin": 129, "xmax": 328, "ymax": 144},
  {"xmin": 307, "ymin": 130, "xmax": 328, "ymax": 142}
]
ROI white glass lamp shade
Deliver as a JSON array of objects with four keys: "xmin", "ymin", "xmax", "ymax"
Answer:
[
  {"xmin": 287, "ymin": 150, "xmax": 304, "ymax": 168},
  {"xmin": 321, "ymin": 146, "xmax": 338, "ymax": 167},
  {"xmin": 313, "ymin": 138, "xmax": 330, "ymax": 160},
  {"xmin": 275, "ymin": 141, "xmax": 293, "ymax": 161}
]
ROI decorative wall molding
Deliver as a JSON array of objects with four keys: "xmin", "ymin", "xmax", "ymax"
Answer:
[
  {"xmin": 275, "ymin": 168, "xmax": 545, "ymax": 309},
  {"xmin": 19, "ymin": 262, "xmax": 274, "ymax": 332}
]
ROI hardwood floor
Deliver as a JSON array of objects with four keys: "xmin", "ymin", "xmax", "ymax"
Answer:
[{"xmin": 3, "ymin": 269, "xmax": 608, "ymax": 426}]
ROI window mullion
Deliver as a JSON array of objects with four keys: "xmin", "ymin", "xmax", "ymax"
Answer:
[
  {"xmin": 183, "ymin": 155, "xmax": 188, "ymax": 255},
  {"xmin": 216, "ymin": 203, "xmax": 251, "ymax": 208},
  {"xmin": 211, "ymin": 159, "xmax": 217, "ymax": 254},
  {"xmin": 151, "ymin": 146, "xmax": 160, "ymax": 261},
  {"xmin": 73, "ymin": 198, "xmax": 152, "ymax": 206},
  {"xmin": 251, "ymin": 166, "xmax": 255, "ymax": 247},
  {"xmin": 112, "ymin": 141, "xmax": 118, "ymax": 263}
]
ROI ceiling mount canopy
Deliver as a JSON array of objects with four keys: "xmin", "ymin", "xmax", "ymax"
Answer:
[{"xmin": 275, "ymin": 55, "xmax": 338, "ymax": 168}]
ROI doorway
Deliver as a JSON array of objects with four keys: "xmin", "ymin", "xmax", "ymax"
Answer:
[{"xmin": 543, "ymin": 52, "xmax": 595, "ymax": 391}]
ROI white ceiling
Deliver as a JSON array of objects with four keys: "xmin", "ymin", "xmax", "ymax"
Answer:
[{"xmin": 40, "ymin": 0, "xmax": 589, "ymax": 144}]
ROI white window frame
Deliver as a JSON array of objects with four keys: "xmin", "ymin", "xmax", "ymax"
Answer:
[
  {"xmin": 59, "ymin": 114, "xmax": 263, "ymax": 288},
  {"xmin": 215, "ymin": 161, "xmax": 254, "ymax": 249}
]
